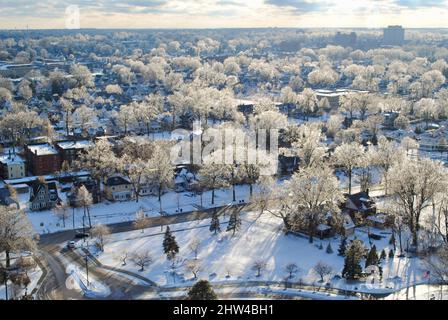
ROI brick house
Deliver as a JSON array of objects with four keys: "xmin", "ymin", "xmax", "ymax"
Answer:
[{"xmin": 25, "ymin": 144, "xmax": 61, "ymax": 176}]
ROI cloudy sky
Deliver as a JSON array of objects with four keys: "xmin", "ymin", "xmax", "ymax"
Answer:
[{"xmin": 0, "ymin": 0, "xmax": 447, "ymax": 29}]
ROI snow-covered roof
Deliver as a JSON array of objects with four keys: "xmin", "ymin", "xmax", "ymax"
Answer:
[
  {"xmin": 0, "ymin": 154, "xmax": 25, "ymax": 165},
  {"xmin": 317, "ymin": 224, "xmax": 332, "ymax": 231},
  {"xmin": 27, "ymin": 144, "xmax": 58, "ymax": 156},
  {"xmin": 57, "ymin": 140, "xmax": 93, "ymax": 150},
  {"xmin": 367, "ymin": 214, "xmax": 387, "ymax": 224}
]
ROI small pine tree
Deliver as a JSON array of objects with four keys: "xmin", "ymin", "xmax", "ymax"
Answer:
[
  {"xmin": 318, "ymin": 243, "xmax": 323, "ymax": 250},
  {"xmin": 209, "ymin": 214, "xmax": 221, "ymax": 235},
  {"xmin": 326, "ymin": 242, "xmax": 333, "ymax": 254},
  {"xmin": 188, "ymin": 280, "xmax": 218, "ymax": 300},
  {"xmin": 226, "ymin": 211, "xmax": 242, "ymax": 236},
  {"xmin": 163, "ymin": 226, "xmax": 179, "ymax": 262},
  {"xmin": 380, "ymin": 249, "xmax": 386, "ymax": 261},
  {"xmin": 389, "ymin": 233, "xmax": 396, "ymax": 250},
  {"xmin": 388, "ymin": 249, "xmax": 394, "ymax": 258},
  {"xmin": 342, "ymin": 240, "xmax": 365, "ymax": 281},
  {"xmin": 365, "ymin": 245, "xmax": 379, "ymax": 269},
  {"xmin": 338, "ymin": 236, "xmax": 347, "ymax": 256}
]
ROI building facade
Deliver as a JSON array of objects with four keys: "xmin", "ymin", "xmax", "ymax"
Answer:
[
  {"xmin": 29, "ymin": 180, "xmax": 59, "ymax": 211},
  {"xmin": 25, "ymin": 144, "xmax": 61, "ymax": 176},
  {"xmin": 0, "ymin": 153, "xmax": 26, "ymax": 180},
  {"xmin": 383, "ymin": 26, "xmax": 405, "ymax": 46}
]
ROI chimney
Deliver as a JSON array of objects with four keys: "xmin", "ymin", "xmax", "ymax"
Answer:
[{"xmin": 34, "ymin": 149, "xmax": 37, "ymax": 155}]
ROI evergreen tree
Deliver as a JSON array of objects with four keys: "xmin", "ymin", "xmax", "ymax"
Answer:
[
  {"xmin": 326, "ymin": 242, "xmax": 333, "ymax": 254},
  {"xmin": 226, "ymin": 211, "xmax": 242, "ymax": 236},
  {"xmin": 338, "ymin": 236, "xmax": 347, "ymax": 256},
  {"xmin": 188, "ymin": 280, "xmax": 218, "ymax": 300},
  {"xmin": 380, "ymin": 249, "xmax": 386, "ymax": 261},
  {"xmin": 209, "ymin": 214, "xmax": 221, "ymax": 235},
  {"xmin": 318, "ymin": 243, "xmax": 323, "ymax": 250},
  {"xmin": 389, "ymin": 233, "xmax": 396, "ymax": 251},
  {"xmin": 163, "ymin": 226, "xmax": 179, "ymax": 262},
  {"xmin": 365, "ymin": 245, "xmax": 379, "ymax": 268},
  {"xmin": 388, "ymin": 249, "xmax": 394, "ymax": 258},
  {"xmin": 342, "ymin": 239, "xmax": 365, "ymax": 280}
]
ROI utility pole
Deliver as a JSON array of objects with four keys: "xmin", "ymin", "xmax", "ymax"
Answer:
[{"xmin": 84, "ymin": 241, "xmax": 90, "ymax": 287}]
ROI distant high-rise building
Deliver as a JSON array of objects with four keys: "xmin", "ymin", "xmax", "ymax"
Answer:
[
  {"xmin": 334, "ymin": 32, "xmax": 357, "ymax": 47},
  {"xmin": 382, "ymin": 25, "xmax": 405, "ymax": 46}
]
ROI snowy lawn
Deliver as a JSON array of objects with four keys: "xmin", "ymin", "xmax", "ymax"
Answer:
[
  {"xmin": 92, "ymin": 211, "xmax": 430, "ymax": 295},
  {"xmin": 0, "ymin": 253, "xmax": 43, "ymax": 300},
  {"xmin": 26, "ymin": 184, "xmax": 254, "ymax": 234}
]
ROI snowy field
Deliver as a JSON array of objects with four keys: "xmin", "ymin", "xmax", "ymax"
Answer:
[{"xmin": 90, "ymin": 211, "xmax": 431, "ymax": 297}]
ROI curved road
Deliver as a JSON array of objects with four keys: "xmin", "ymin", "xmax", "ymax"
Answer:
[{"xmin": 36, "ymin": 204, "xmax": 247, "ymax": 300}]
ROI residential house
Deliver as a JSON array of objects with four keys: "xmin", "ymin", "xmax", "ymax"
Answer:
[
  {"xmin": 343, "ymin": 191, "xmax": 377, "ymax": 222},
  {"xmin": 0, "ymin": 152, "xmax": 26, "ymax": 180},
  {"xmin": 315, "ymin": 89, "xmax": 369, "ymax": 109},
  {"xmin": 25, "ymin": 143, "xmax": 61, "ymax": 176},
  {"xmin": 68, "ymin": 178, "xmax": 100, "ymax": 206},
  {"xmin": 55, "ymin": 140, "xmax": 92, "ymax": 165},
  {"xmin": 104, "ymin": 176, "xmax": 133, "ymax": 201},
  {"xmin": 29, "ymin": 180, "xmax": 59, "ymax": 211},
  {"xmin": 0, "ymin": 187, "xmax": 19, "ymax": 208},
  {"xmin": 366, "ymin": 213, "xmax": 389, "ymax": 229}
]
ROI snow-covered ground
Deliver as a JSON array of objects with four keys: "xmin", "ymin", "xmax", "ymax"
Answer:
[
  {"xmin": 26, "ymin": 184, "xmax": 254, "ymax": 234},
  {"xmin": 54, "ymin": 247, "xmax": 111, "ymax": 298},
  {"xmin": 385, "ymin": 284, "xmax": 448, "ymax": 300},
  {"xmin": 65, "ymin": 263, "xmax": 111, "ymax": 298},
  {"xmin": 137, "ymin": 285, "xmax": 359, "ymax": 300},
  {"xmin": 91, "ymin": 211, "xmax": 431, "ymax": 298}
]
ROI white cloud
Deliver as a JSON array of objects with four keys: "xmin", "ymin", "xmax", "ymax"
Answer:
[{"xmin": 0, "ymin": 0, "xmax": 447, "ymax": 28}]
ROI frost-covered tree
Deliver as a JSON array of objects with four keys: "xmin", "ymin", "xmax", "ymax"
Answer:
[
  {"xmin": 77, "ymin": 139, "xmax": 117, "ymax": 196},
  {"xmin": 415, "ymin": 98, "xmax": 438, "ymax": 128},
  {"xmin": 72, "ymin": 105, "xmax": 97, "ymax": 133},
  {"xmin": 373, "ymin": 137, "xmax": 405, "ymax": 195},
  {"xmin": 284, "ymin": 263, "xmax": 299, "ymax": 279},
  {"xmin": 282, "ymin": 164, "xmax": 343, "ymax": 242},
  {"xmin": 291, "ymin": 123, "xmax": 326, "ymax": 168},
  {"xmin": 296, "ymin": 88, "xmax": 318, "ymax": 120},
  {"xmin": 389, "ymin": 157, "xmax": 446, "ymax": 248},
  {"xmin": 149, "ymin": 145, "xmax": 174, "ymax": 213},
  {"xmin": 199, "ymin": 153, "xmax": 229, "ymax": 206},
  {"xmin": 332, "ymin": 142, "xmax": 364, "ymax": 194},
  {"xmin": 75, "ymin": 185, "xmax": 93, "ymax": 229},
  {"xmin": 0, "ymin": 207, "xmax": 36, "ymax": 268},
  {"xmin": 313, "ymin": 261, "xmax": 333, "ymax": 282},
  {"xmin": 91, "ymin": 224, "xmax": 110, "ymax": 252},
  {"xmin": 186, "ymin": 259, "xmax": 203, "ymax": 279},
  {"xmin": 130, "ymin": 251, "xmax": 153, "ymax": 271},
  {"xmin": 252, "ymin": 260, "xmax": 267, "ymax": 277},
  {"xmin": 133, "ymin": 209, "xmax": 150, "ymax": 233}
]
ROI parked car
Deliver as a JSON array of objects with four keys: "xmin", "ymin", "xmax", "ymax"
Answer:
[
  {"xmin": 75, "ymin": 232, "xmax": 90, "ymax": 239},
  {"xmin": 67, "ymin": 241, "xmax": 76, "ymax": 249}
]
